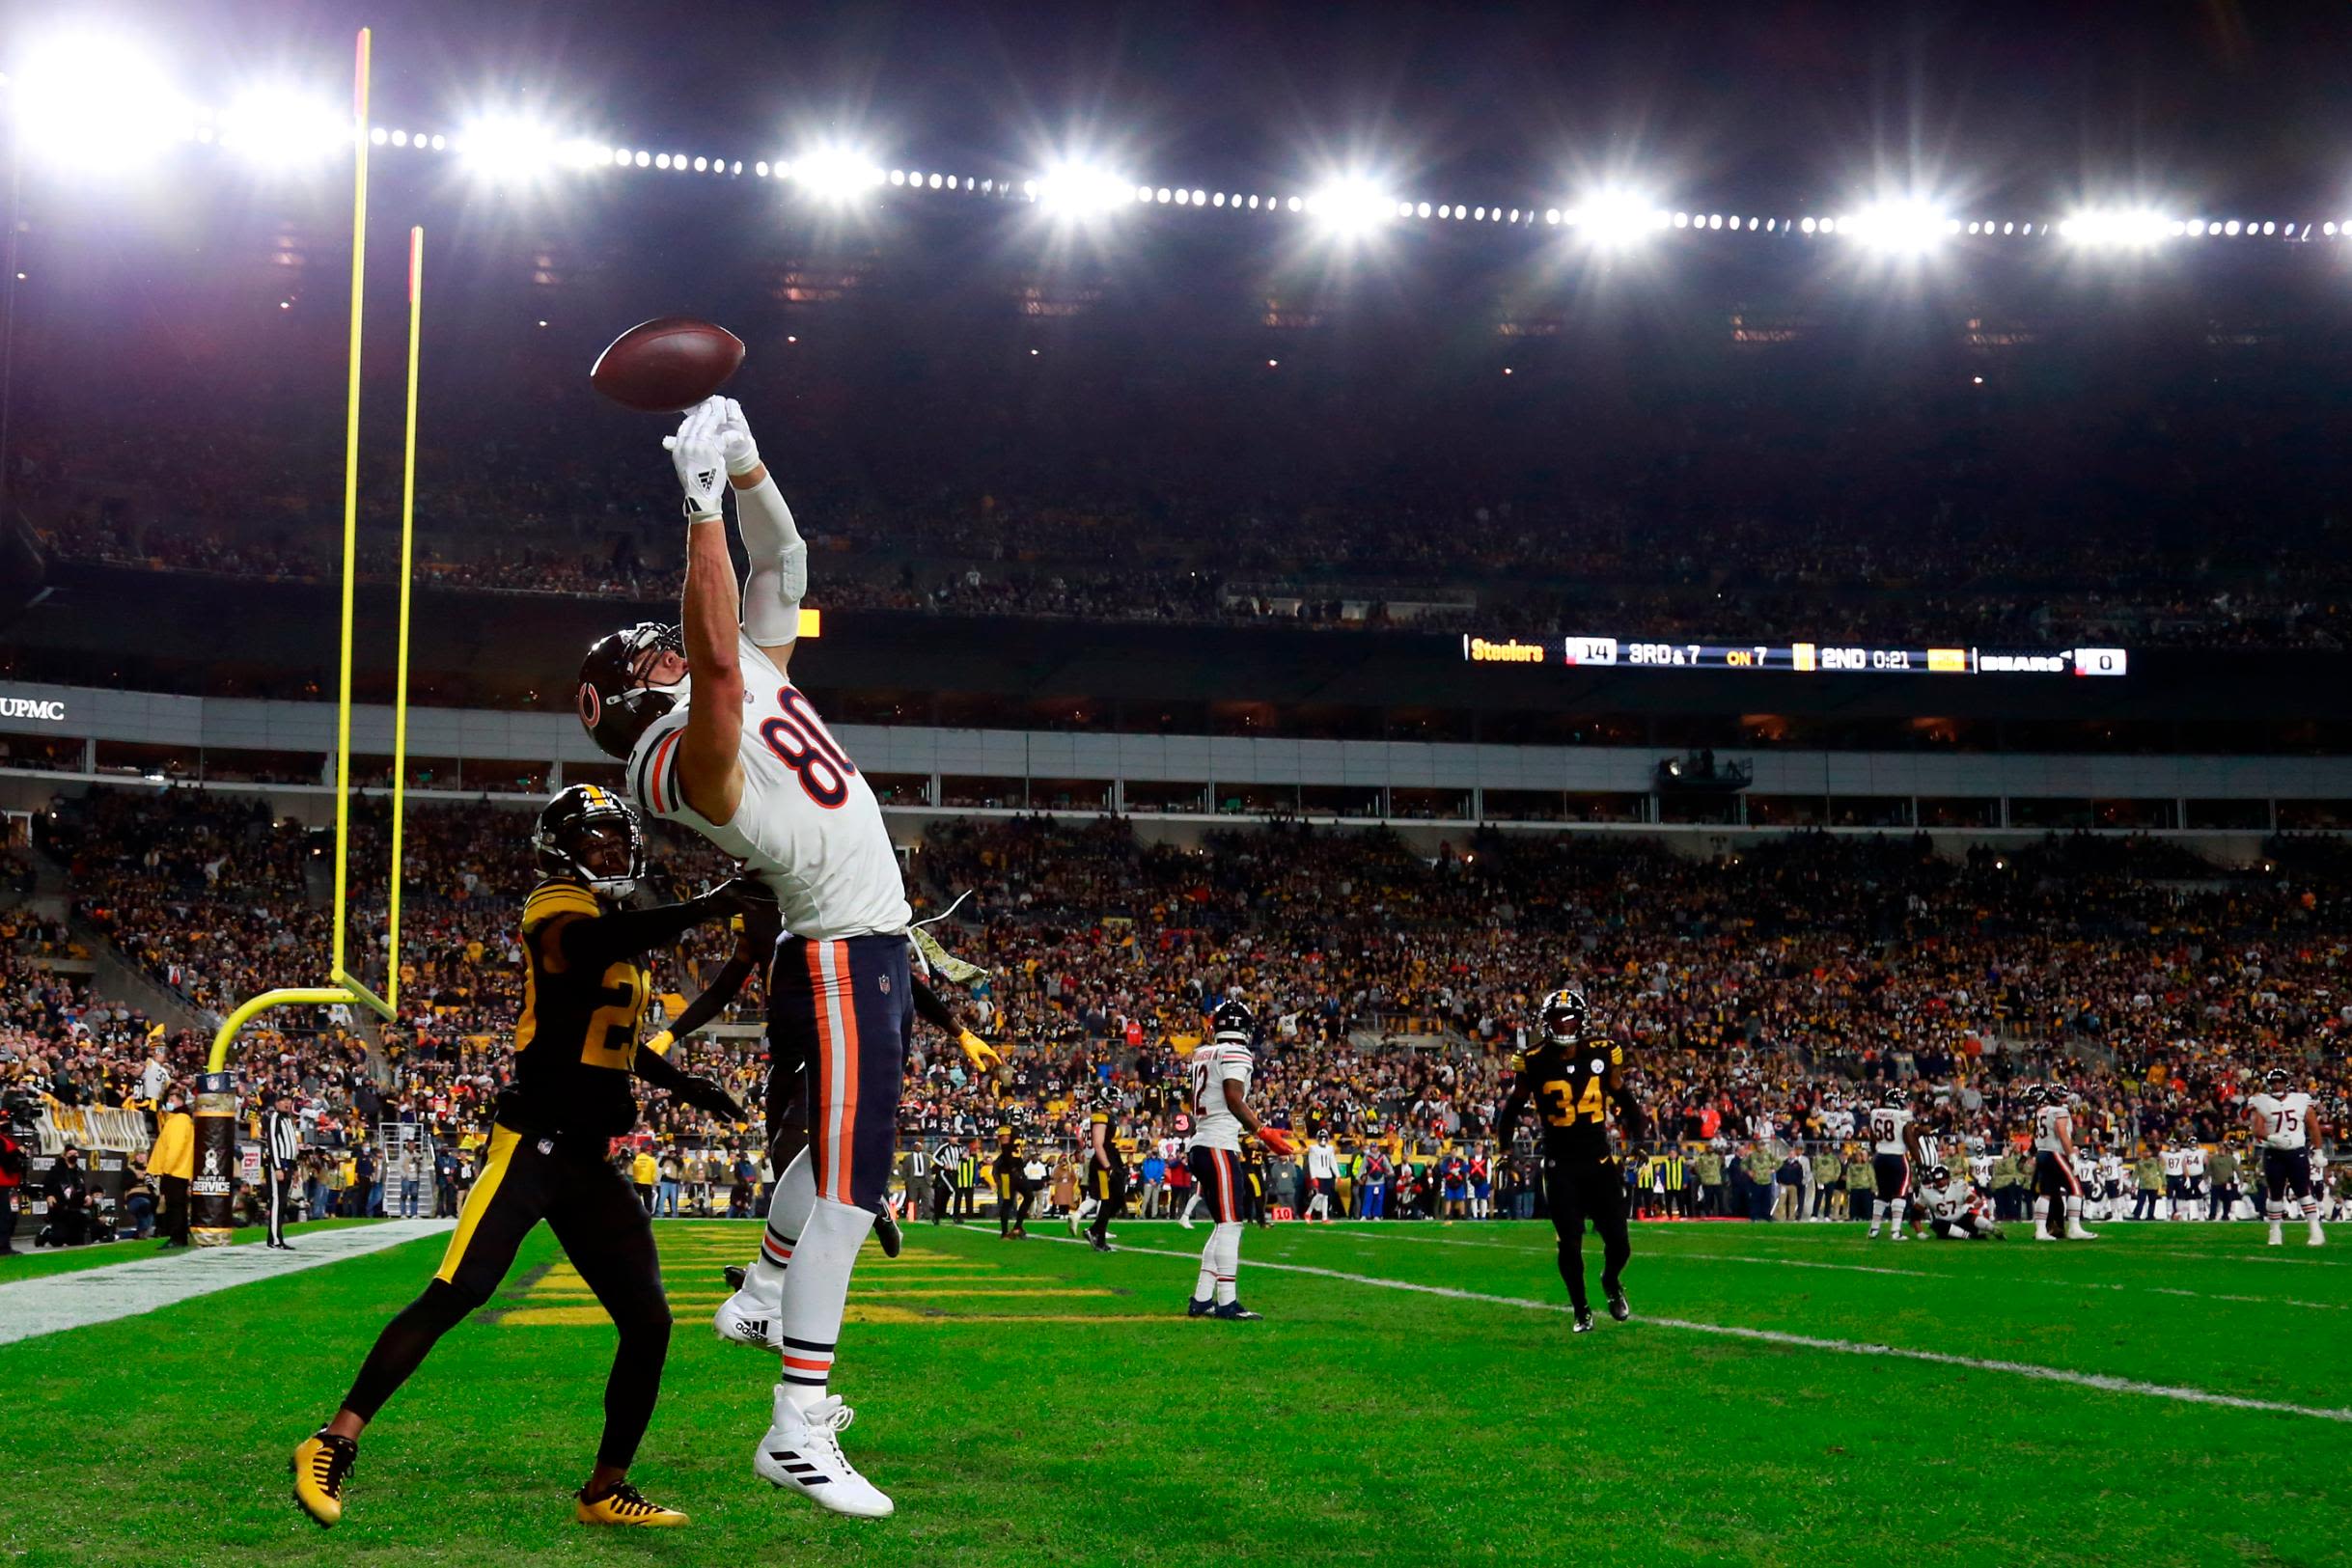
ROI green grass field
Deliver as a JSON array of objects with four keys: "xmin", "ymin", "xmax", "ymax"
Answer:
[{"xmin": 5, "ymin": 1216, "xmax": 2346, "ymax": 1567}]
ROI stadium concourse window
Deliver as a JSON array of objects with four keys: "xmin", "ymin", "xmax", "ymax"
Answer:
[
  {"xmin": 1210, "ymin": 701, "xmax": 1282, "ymax": 736},
  {"xmin": 1656, "ymin": 793, "xmax": 1739, "ymax": 826},
  {"xmin": 2090, "ymin": 798, "xmax": 2182, "ymax": 830},
  {"xmin": 1917, "ymin": 797, "xmax": 2004, "ymax": 828},
  {"xmin": 2277, "ymin": 800, "xmax": 2352, "ymax": 830},
  {"xmin": 1125, "ymin": 701, "xmax": 1211, "ymax": 735},
  {"xmin": 1032, "ymin": 697, "xmax": 1113, "ymax": 732},
  {"xmin": 826, "ymin": 690, "xmax": 931, "ymax": 726},
  {"xmin": 461, "ymin": 762, "xmax": 549, "ymax": 796},
  {"xmin": 396, "ymin": 756, "xmax": 463, "ymax": 791},
  {"xmin": 0, "ymin": 733, "xmax": 86, "ymax": 771},
  {"xmin": 1389, "ymin": 787, "xmax": 1471, "ymax": 820},
  {"xmin": 1746, "ymin": 795, "xmax": 1829, "ymax": 827},
  {"xmin": 866, "ymin": 773, "xmax": 934, "ymax": 807},
  {"xmin": 203, "ymin": 749, "xmax": 329, "ymax": 785},
  {"xmin": 2185, "ymin": 798, "xmax": 2272, "ymax": 831},
  {"xmin": 938, "ymin": 776, "xmax": 1026, "ymax": 810},
  {"xmin": 1215, "ymin": 784, "xmax": 1300, "ymax": 816},
  {"xmin": 91, "ymin": 741, "xmax": 196, "ymax": 782},
  {"xmin": 1300, "ymin": 784, "xmax": 1385, "ymax": 818},
  {"xmin": 1831, "ymin": 796, "xmax": 1916, "ymax": 828},
  {"xmin": 1474, "ymin": 711, "xmax": 1645, "ymax": 746},
  {"xmin": 566, "ymin": 761, "xmax": 628, "ymax": 793},
  {"xmin": 1287, "ymin": 705, "xmax": 1383, "ymax": 741},
  {"xmin": 1123, "ymin": 781, "xmax": 1208, "ymax": 814},
  {"xmin": 1480, "ymin": 788, "xmax": 1567, "ymax": 822},
  {"xmin": 2268, "ymin": 720, "xmax": 2352, "ymax": 755},
  {"xmin": 1385, "ymin": 708, "xmax": 1475, "ymax": 743},
  {"xmin": 2002, "ymin": 719, "xmax": 2174, "ymax": 755},
  {"xmin": 1028, "ymin": 779, "xmax": 1111, "ymax": 812},
  {"xmin": 1565, "ymin": 792, "xmax": 1647, "ymax": 823}
]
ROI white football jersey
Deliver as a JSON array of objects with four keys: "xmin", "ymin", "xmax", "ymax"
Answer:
[
  {"xmin": 2032, "ymin": 1104, "xmax": 2070, "ymax": 1153},
  {"xmin": 1868, "ymin": 1106, "xmax": 1913, "ymax": 1156},
  {"xmin": 1186, "ymin": 1032, "xmax": 1255, "ymax": 1153},
  {"xmin": 627, "ymin": 633, "xmax": 909, "ymax": 941},
  {"xmin": 2161, "ymin": 1149, "xmax": 2186, "ymax": 1178},
  {"xmin": 1306, "ymin": 1141, "xmax": 1339, "ymax": 1178},
  {"xmin": 2184, "ymin": 1147, "xmax": 2205, "ymax": 1177},
  {"xmin": 2072, "ymin": 1152, "xmax": 2099, "ymax": 1187},
  {"xmin": 2250, "ymin": 1091, "xmax": 2312, "ymax": 1151},
  {"xmin": 1921, "ymin": 1180, "xmax": 1976, "ymax": 1224},
  {"xmin": 1969, "ymin": 1153, "xmax": 1994, "ymax": 1186}
]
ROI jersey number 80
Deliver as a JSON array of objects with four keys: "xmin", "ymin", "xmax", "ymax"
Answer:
[{"xmin": 759, "ymin": 687, "xmax": 858, "ymax": 809}]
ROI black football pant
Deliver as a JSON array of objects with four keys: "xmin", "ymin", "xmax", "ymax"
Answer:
[
  {"xmin": 158, "ymin": 1174, "xmax": 190, "ymax": 1245},
  {"xmin": 1544, "ymin": 1152, "xmax": 1631, "ymax": 1312},
  {"xmin": 1089, "ymin": 1168, "xmax": 1127, "ymax": 1243},
  {"xmin": 264, "ymin": 1168, "xmax": 295, "ymax": 1244},
  {"xmin": 931, "ymin": 1173, "xmax": 955, "ymax": 1224},
  {"xmin": 342, "ymin": 1125, "xmax": 670, "ymax": 1471}
]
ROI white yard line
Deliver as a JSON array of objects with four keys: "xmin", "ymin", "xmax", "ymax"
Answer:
[
  {"xmin": 1029, "ymin": 1232, "xmax": 2352, "ymax": 1424},
  {"xmin": 0, "ymin": 1220, "xmax": 454, "ymax": 1346}
]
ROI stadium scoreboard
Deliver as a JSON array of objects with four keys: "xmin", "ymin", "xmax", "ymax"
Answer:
[{"xmin": 1462, "ymin": 635, "xmax": 2127, "ymax": 676}]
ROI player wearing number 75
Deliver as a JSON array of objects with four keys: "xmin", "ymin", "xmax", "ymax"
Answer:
[
  {"xmin": 1497, "ymin": 987, "xmax": 1648, "ymax": 1334},
  {"xmin": 573, "ymin": 396, "xmax": 934, "ymax": 1520}
]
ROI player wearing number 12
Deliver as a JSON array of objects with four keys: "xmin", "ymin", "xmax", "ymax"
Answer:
[
  {"xmin": 291, "ymin": 787, "xmax": 753, "ymax": 1531},
  {"xmin": 575, "ymin": 397, "xmax": 916, "ymax": 1519},
  {"xmin": 1498, "ymin": 987, "xmax": 1646, "ymax": 1334}
]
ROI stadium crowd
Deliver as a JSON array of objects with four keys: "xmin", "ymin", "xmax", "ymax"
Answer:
[{"xmin": 4, "ymin": 784, "xmax": 2344, "ymax": 1248}]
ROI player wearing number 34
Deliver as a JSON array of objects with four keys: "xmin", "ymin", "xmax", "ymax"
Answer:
[{"xmin": 574, "ymin": 396, "xmax": 915, "ymax": 1520}]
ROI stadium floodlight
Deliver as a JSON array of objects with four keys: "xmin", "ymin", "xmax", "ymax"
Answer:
[
  {"xmin": 1034, "ymin": 160, "xmax": 1133, "ymax": 219},
  {"xmin": 2061, "ymin": 207, "xmax": 2172, "ymax": 248},
  {"xmin": 218, "ymin": 86, "xmax": 348, "ymax": 171},
  {"xmin": 1847, "ymin": 198, "xmax": 1951, "ymax": 255},
  {"xmin": 10, "ymin": 28, "xmax": 194, "ymax": 173},
  {"xmin": 454, "ymin": 114, "xmax": 567, "ymax": 181},
  {"xmin": 1305, "ymin": 177, "xmax": 1396, "ymax": 238},
  {"xmin": 791, "ymin": 144, "xmax": 885, "ymax": 202},
  {"xmin": 1568, "ymin": 188, "xmax": 1669, "ymax": 246}
]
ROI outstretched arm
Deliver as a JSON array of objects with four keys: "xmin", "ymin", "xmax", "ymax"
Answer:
[
  {"xmin": 667, "ymin": 399, "xmax": 746, "ymax": 824},
  {"xmin": 715, "ymin": 400, "xmax": 807, "ymax": 674}
]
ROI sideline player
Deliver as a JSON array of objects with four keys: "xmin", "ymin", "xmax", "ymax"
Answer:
[
  {"xmin": 1865, "ymin": 1087, "xmax": 1928, "ymax": 1241},
  {"xmin": 2247, "ymin": 1067, "xmax": 2326, "ymax": 1247},
  {"xmin": 291, "ymin": 788, "xmax": 749, "ymax": 1530},
  {"xmin": 2030, "ymin": 1083, "xmax": 2099, "ymax": 1241},
  {"xmin": 1918, "ymin": 1164, "xmax": 2004, "ymax": 1240},
  {"xmin": 574, "ymin": 398, "xmax": 909, "ymax": 1516},
  {"xmin": 1497, "ymin": 988, "xmax": 1646, "ymax": 1334},
  {"xmin": 1184, "ymin": 999, "xmax": 1292, "ymax": 1319},
  {"xmin": 1079, "ymin": 1085, "xmax": 1126, "ymax": 1252}
]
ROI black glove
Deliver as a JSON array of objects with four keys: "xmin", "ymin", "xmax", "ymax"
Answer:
[{"xmin": 676, "ymin": 1074, "xmax": 746, "ymax": 1121}]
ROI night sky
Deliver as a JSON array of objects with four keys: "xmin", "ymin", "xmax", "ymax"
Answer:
[{"xmin": 18, "ymin": 0, "xmax": 2352, "ymax": 214}]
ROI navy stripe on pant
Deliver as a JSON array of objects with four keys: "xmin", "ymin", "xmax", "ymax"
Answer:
[{"xmin": 770, "ymin": 933, "xmax": 911, "ymax": 1213}]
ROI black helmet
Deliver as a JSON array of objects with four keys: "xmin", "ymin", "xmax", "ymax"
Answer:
[
  {"xmin": 577, "ymin": 622, "xmax": 686, "ymax": 761},
  {"xmin": 2264, "ymin": 1066, "xmax": 2295, "ymax": 1094},
  {"xmin": 533, "ymin": 784, "xmax": 648, "ymax": 899},
  {"xmin": 1880, "ymin": 1087, "xmax": 1910, "ymax": 1111},
  {"xmin": 1540, "ymin": 987, "xmax": 1588, "ymax": 1044},
  {"xmin": 1926, "ymin": 1163, "xmax": 1951, "ymax": 1186},
  {"xmin": 1210, "ymin": 998, "xmax": 1255, "ymax": 1035}
]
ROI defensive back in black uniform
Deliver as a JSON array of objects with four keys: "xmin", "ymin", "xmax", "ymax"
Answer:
[
  {"xmin": 1499, "ymin": 987, "xmax": 1646, "ymax": 1334},
  {"xmin": 290, "ymin": 786, "xmax": 753, "ymax": 1533}
]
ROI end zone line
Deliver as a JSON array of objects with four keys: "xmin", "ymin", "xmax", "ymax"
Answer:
[{"xmin": 1024, "ymin": 1233, "xmax": 2352, "ymax": 1424}]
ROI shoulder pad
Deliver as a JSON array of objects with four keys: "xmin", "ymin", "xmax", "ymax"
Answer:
[
  {"xmin": 628, "ymin": 714, "xmax": 692, "ymax": 816},
  {"xmin": 523, "ymin": 882, "xmax": 600, "ymax": 930},
  {"xmin": 1507, "ymin": 1053, "xmax": 1527, "ymax": 1074}
]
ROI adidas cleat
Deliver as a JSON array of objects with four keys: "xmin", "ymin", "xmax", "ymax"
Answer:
[
  {"xmin": 754, "ymin": 1392, "xmax": 894, "ymax": 1518},
  {"xmin": 724, "ymin": 1263, "xmax": 747, "ymax": 1293},
  {"xmin": 1210, "ymin": 1301, "xmax": 1262, "ymax": 1321},
  {"xmin": 715, "ymin": 1290, "xmax": 785, "ymax": 1352},
  {"xmin": 291, "ymin": 1429, "xmax": 357, "ymax": 1528},
  {"xmin": 576, "ymin": 1480, "xmax": 687, "ymax": 1527}
]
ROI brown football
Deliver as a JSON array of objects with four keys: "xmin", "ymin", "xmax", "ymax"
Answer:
[{"xmin": 589, "ymin": 316, "xmax": 746, "ymax": 412}]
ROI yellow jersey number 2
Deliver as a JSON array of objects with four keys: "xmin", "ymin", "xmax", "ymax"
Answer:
[{"xmin": 581, "ymin": 964, "xmax": 648, "ymax": 1070}]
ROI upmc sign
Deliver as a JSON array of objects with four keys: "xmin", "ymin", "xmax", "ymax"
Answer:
[{"xmin": 0, "ymin": 695, "xmax": 67, "ymax": 722}]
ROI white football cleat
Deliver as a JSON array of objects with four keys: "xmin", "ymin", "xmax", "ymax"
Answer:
[
  {"xmin": 1176, "ymin": 1212, "xmax": 1195, "ymax": 1231},
  {"xmin": 2034, "ymin": 1226, "xmax": 2059, "ymax": 1242},
  {"xmin": 2065, "ymin": 1222, "xmax": 2099, "ymax": 1240},
  {"xmin": 755, "ymin": 1391, "xmax": 894, "ymax": 1518},
  {"xmin": 2310, "ymin": 1223, "xmax": 2327, "ymax": 1247},
  {"xmin": 714, "ymin": 1290, "xmax": 784, "ymax": 1352},
  {"xmin": 2267, "ymin": 1226, "xmax": 2284, "ymax": 1247}
]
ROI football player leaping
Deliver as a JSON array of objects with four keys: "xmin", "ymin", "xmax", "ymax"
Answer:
[
  {"xmin": 2247, "ymin": 1066, "xmax": 2326, "ymax": 1248},
  {"xmin": 574, "ymin": 398, "xmax": 943, "ymax": 1518}
]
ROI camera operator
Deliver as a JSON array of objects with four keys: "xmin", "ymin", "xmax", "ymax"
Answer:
[{"xmin": 42, "ymin": 1144, "xmax": 95, "ymax": 1247}]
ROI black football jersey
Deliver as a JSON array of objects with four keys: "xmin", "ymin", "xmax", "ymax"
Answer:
[
  {"xmin": 1512, "ymin": 1036, "xmax": 1630, "ymax": 1159},
  {"xmin": 495, "ymin": 879, "xmax": 651, "ymax": 1140}
]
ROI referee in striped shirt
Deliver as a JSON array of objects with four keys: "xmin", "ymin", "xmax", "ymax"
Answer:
[{"xmin": 263, "ymin": 1090, "xmax": 302, "ymax": 1249}]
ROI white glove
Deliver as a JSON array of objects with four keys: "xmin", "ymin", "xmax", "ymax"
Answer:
[
  {"xmin": 715, "ymin": 397, "xmax": 761, "ymax": 476},
  {"xmin": 662, "ymin": 397, "xmax": 729, "ymax": 518}
]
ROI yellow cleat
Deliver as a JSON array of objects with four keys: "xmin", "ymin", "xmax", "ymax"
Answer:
[
  {"xmin": 576, "ymin": 1481, "xmax": 688, "ymax": 1527},
  {"xmin": 291, "ymin": 1430, "xmax": 358, "ymax": 1528}
]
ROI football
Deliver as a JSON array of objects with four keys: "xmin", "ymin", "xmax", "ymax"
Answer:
[{"xmin": 589, "ymin": 316, "xmax": 746, "ymax": 412}]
